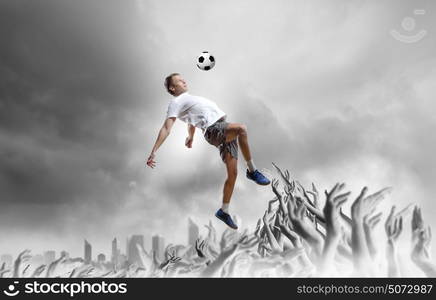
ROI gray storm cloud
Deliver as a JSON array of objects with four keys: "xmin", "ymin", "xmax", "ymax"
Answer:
[{"xmin": 1, "ymin": 0, "xmax": 435, "ymax": 258}]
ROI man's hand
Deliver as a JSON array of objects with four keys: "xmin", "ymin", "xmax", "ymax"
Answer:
[
  {"xmin": 185, "ymin": 136, "xmax": 193, "ymax": 148},
  {"xmin": 146, "ymin": 152, "xmax": 156, "ymax": 168}
]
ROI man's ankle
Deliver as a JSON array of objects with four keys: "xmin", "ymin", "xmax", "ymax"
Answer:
[
  {"xmin": 247, "ymin": 159, "xmax": 256, "ymax": 173},
  {"xmin": 221, "ymin": 203, "xmax": 229, "ymax": 213}
]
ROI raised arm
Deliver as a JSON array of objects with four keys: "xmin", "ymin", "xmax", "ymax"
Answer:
[
  {"xmin": 385, "ymin": 206, "xmax": 402, "ymax": 277},
  {"xmin": 185, "ymin": 124, "xmax": 195, "ymax": 148},
  {"xmin": 321, "ymin": 183, "xmax": 350, "ymax": 273},
  {"xmin": 351, "ymin": 186, "xmax": 390, "ymax": 274},
  {"xmin": 147, "ymin": 117, "xmax": 176, "ymax": 168},
  {"xmin": 411, "ymin": 206, "xmax": 436, "ymax": 277}
]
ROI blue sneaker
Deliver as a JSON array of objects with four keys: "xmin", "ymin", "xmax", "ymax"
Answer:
[
  {"xmin": 246, "ymin": 169, "xmax": 271, "ymax": 185},
  {"xmin": 215, "ymin": 209, "xmax": 238, "ymax": 230}
]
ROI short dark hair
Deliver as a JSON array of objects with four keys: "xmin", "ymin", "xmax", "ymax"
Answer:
[{"xmin": 164, "ymin": 73, "xmax": 180, "ymax": 95}]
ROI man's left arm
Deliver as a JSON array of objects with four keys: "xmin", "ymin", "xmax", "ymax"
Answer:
[{"xmin": 185, "ymin": 124, "xmax": 195, "ymax": 148}]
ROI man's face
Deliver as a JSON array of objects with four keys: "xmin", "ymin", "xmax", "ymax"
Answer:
[{"xmin": 170, "ymin": 75, "xmax": 188, "ymax": 96}]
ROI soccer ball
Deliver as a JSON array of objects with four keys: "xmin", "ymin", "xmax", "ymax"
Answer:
[{"xmin": 196, "ymin": 51, "xmax": 215, "ymax": 71}]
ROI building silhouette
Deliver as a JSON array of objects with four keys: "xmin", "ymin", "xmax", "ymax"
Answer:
[
  {"xmin": 84, "ymin": 239, "xmax": 92, "ymax": 264},
  {"xmin": 111, "ymin": 238, "xmax": 118, "ymax": 267},
  {"xmin": 152, "ymin": 235, "xmax": 165, "ymax": 261},
  {"xmin": 97, "ymin": 253, "xmax": 106, "ymax": 263},
  {"xmin": 118, "ymin": 254, "xmax": 127, "ymax": 269},
  {"xmin": 127, "ymin": 235, "xmax": 144, "ymax": 267},
  {"xmin": 126, "ymin": 237, "xmax": 129, "ymax": 262}
]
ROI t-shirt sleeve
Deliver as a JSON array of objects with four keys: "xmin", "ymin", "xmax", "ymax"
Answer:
[{"xmin": 166, "ymin": 101, "xmax": 179, "ymax": 119}]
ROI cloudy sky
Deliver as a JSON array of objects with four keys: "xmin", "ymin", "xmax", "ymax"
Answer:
[{"xmin": 0, "ymin": 0, "xmax": 435, "ymax": 259}]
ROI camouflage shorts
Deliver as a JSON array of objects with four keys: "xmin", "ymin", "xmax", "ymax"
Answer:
[{"xmin": 204, "ymin": 116, "xmax": 238, "ymax": 163}]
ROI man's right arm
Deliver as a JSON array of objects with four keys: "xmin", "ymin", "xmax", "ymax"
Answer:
[
  {"xmin": 147, "ymin": 117, "xmax": 176, "ymax": 168},
  {"xmin": 151, "ymin": 117, "xmax": 176, "ymax": 154}
]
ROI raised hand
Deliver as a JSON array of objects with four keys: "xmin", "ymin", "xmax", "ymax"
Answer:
[
  {"xmin": 292, "ymin": 181, "xmax": 326, "ymax": 224},
  {"xmin": 363, "ymin": 211, "xmax": 383, "ymax": 259},
  {"xmin": 385, "ymin": 206, "xmax": 403, "ymax": 244},
  {"xmin": 13, "ymin": 249, "xmax": 31, "ymax": 278},
  {"xmin": 410, "ymin": 206, "xmax": 436, "ymax": 277},
  {"xmin": 201, "ymin": 233, "xmax": 256, "ymax": 277},
  {"xmin": 159, "ymin": 250, "xmax": 182, "ymax": 271},
  {"xmin": 271, "ymin": 179, "xmax": 287, "ymax": 215},
  {"xmin": 185, "ymin": 136, "xmax": 193, "ymax": 148},
  {"xmin": 258, "ymin": 237, "xmax": 273, "ymax": 257},
  {"xmin": 276, "ymin": 211, "xmax": 302, "ymax": 248},
  {"xmin": 340, "ymin": 208, "xmax": 352, "ymax": 227},
  {"xmin": 267, "ymin": 197, "xmax": 279, "ymax": 213},
  {"xmin": 22, "ymin": 264, "xmax": 31, "ymax": 277},
  {"xmin": 324, "ymin": 183, "xmax": 350, "ymax": 238},
  {"xmin": 395, "ymin": 203, "xmax": 414, "ymax": 219},
  {"xmin": 69, "ymin": 264, "xmax": 94, "ymax": 278},
  {"xmin": 163, "ymin": 244, "xmax": 175, "ymax": 261},
  {"xmin": 411, "ymin": 226, "xmax": 432, "ymax": 264},
  {"xmin": 146, "ymin": 152, "xmax": 156, "ymax": 168},
  {"xmin": 31, "ymin": 265, "xmax": 46, "ymax": 277},
  {"xmin": 412, "ymin": 206, "xmax": 424, "ymax": 232},
  {"xmin": 319, "ymin": 183, "xmax": 350, "ymax": 273},
  {"xmin": 0, "ymin": 262, "xmax": 10, "ymax": 278},
  {"xmin": 195, "ymin": 238, "xmax": 208, "ymax": 258},
  {"xmin": 307, "ymin": 183, "xmax": 320, "ymax": 209},
  {"xmin": 351, "ymin": 187, "xmax": 392, "ymax": 221},
  {"xmin": 271, "ymin": 163, "xmax": 293, "ymax": 189},
  {"xmin": 296, "ymin": 181, "xmax": 316, "ymax": 207},
  {"xmin": 351, "ymin": 186, "xmax": 391, "ymax": 273},
  {"xmin": 262, "ymin": 210, "xmax": 282, "ymax": 253},
  {"xmin": 287, "ymin": 197, "xmax": 324, "ymax": 257},
  {"xmin": 254, "ymin": 218, "xmax": 263, "ymax": 239},
  {"xmin": 384, "ymin": 206, "xmax": 403, "ymax": 277},
  {"xmin": 45, "ymin": 255, "xmax": 67, "ymax": 278},
  {"xmin": 220, "ymin": 228, "xmax": 240, "ymax": 252}
]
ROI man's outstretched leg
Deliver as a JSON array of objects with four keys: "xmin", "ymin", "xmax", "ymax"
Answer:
[
  {"xmin": 215, "ymin": 152, "xmax": 238, "ymax": 229},
  {"xmin": 224, "ymin": 122, "xmax": 270, "ymax": 185}
]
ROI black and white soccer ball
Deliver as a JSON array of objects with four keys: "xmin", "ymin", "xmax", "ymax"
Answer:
[{"xmin": 196, "ymin": 51, "xmax": 215, "ymax": 71}]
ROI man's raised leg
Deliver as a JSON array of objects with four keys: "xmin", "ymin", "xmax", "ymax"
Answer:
[
  {"xmin": 215, "ymin": 151, "xmax": 238, "ymax": 229},
  {"xmin": 224, "ymin": 123, "xmax": 252, "ymax": 162},
  {"xmin": 224, "ymin": 122, "xmax": 270, "ymax": 186},
  {"xmin": 222, "ymin": 151, "xmax": 237, "ymax": 210}
]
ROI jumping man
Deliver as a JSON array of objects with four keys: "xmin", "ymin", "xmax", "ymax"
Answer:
[{"xmin": 146, "ymin": 73, "xmax": 270, "ymax": 229}]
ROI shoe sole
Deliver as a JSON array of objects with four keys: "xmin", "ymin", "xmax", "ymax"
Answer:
[
  {"xmin": 215, "ymin": 213, "xmax": 238, "ymax": 230},
  {"xmin": 257, "ymin": 181, "xmax": 270, "ymax": 186},
  {"xmin": 247, "ymin": 177, "xmax": 271, "ymax": 186}
]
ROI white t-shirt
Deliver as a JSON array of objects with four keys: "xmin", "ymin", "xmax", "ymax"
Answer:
[{"xmin": 166, "ymin": 92, "xmax": 226, "ymax": 131}]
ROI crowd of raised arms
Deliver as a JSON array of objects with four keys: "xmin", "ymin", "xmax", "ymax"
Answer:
[{"xmin": 2, "ymin": 164, "xmax": 435, "ymax": 278}]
